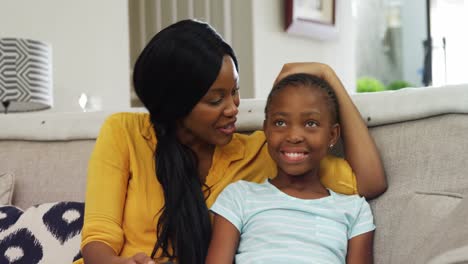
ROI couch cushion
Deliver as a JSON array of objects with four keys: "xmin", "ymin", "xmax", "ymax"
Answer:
[
  {"xmin": 368, "ymin": 113, "xmax": 468, "ymax": 264},
  {"xmin": 389, "ymin": 191, "xmax": 463, "ymax": 263},
  {"xmin": 420, "ymin": 195, "xmax": 468, "ymax": 264},
  {"xmin": 0, "ymin": 173, "xmax": 14, "ymax": 205},
  {"xmin": 0, "ymin": 201, "xmax": 83, "ymax": 263},
  {"xmin": 427, "ymin": 245, "xmax": 468, "ymax": 264}
]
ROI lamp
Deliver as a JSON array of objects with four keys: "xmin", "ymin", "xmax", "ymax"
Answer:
[{"xmin": 0, "ymin": 38, "xmax": 53, "ymax": 113}]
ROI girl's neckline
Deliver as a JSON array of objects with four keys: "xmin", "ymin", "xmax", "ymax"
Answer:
[{"xmin": 266, "ymin": 179, "xmax": 334, "ymax": 202}]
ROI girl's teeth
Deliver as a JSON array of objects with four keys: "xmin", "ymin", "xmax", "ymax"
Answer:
[{"xmin": 285, "ymin": 152, "xmax": 304, "ymax": 158}]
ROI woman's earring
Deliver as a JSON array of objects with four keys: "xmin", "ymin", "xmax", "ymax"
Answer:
[{"xmin": 329, "ymin": 144, "xmax": 334, "ymax": 149}]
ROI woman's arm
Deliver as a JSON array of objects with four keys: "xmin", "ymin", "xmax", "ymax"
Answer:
[
  {"xmin": 346, "ymin": 231, "xmax": 374, "ymax": 264},
  {"xmin": 206, "ymin": 214, "xmax": 240, "ymax": 264},
  {"xmin": 275, "ymin": 63, "xmax": 387, "ymax": 198},
  {"xmin": 82, "ymin": 242, "xmax": 155, "ymax": 264},
  {"xmin": 82, "ymin": 115, "xmax": 155, "ymax": 264}
]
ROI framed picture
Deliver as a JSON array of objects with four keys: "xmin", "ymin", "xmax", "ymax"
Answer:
[{"xmin": 285, "ymin": 0, "xmax": 337, "ymax": 40}]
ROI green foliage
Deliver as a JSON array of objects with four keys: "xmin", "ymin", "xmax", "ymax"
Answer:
[
  {"xmin": 386, "ymin": 80, "xmax": 413, "ymax": 90},
  {"xmin": 356, "ymin": 77, "xmax": 386, "ymax": 93},
  {"xmin": 356, "ymin": 77, "xmax": 414, "ymax": 93}
]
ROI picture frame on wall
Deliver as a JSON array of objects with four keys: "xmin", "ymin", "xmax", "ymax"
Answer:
[{"xmin": 284, "ymin": 0, "xmax": 338, "ymax": 40}]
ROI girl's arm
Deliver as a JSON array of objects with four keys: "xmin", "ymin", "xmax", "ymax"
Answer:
[
  {"xmin": 346, "ymin": 231, "xmax": 374, "ymax": 264},
  {"xmin": 275, "ymin": 62, "xmax": 387, "ymax": 198},
  {"xmin": 206, "ymin": 214, "xmax": 240, "ymax": 264}
]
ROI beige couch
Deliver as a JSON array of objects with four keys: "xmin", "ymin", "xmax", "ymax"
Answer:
[{"xmin": 1, "ymin": 84, "xmax": 468, "ymax": 263}]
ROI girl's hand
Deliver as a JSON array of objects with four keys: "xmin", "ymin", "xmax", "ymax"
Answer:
[{"xmin": 274, "ymin": 62, "xmax": 338, "ymax": 87}]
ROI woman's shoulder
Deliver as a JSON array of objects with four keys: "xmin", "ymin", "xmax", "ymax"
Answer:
[
  {"xmin": 233, "ymin": 130, "xmax": 266, "ymax": 145},
  {"xmin": 100, "ymin": 112, "xmax": 152, "ymax": 139},
  {"xmin": 102, "ymin": 112, "xmax": 149, "ymax": 130},
  {"xmin": 104, "ymin": 112, "xmax": 149, "ymax": 125},
  {"xmin": 230, "ymin": 130, "xmax": 270, "ymax": 160},
  {"xmin": 321, "ymin": 154, "xmax": 348, "ymax": 165}
]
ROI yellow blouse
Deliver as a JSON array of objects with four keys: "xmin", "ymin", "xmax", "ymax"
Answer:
[{"xmin": 75, "ymin": 112, "xmax": 356, "ymax": 263}]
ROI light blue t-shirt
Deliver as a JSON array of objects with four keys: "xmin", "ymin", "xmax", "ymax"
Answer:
[{"xmin": 210, "ymin": 180, "xmax": 375, "ymax": 264}]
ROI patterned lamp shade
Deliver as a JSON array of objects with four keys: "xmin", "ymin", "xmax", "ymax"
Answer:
[{"xmin": 0, "ymin": 38, "xmax": 53, "ymax": 113}]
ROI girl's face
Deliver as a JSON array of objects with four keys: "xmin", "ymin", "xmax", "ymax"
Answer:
[
  {"xmin": 178, "ymin": 55, "xmax": 240, "ymax": 148},
  {"xmin": 264, "ymin": 85, "xmax": 339, "ymax": 178}
]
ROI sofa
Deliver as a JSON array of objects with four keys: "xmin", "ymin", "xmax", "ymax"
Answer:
[{"xmin": 1, "ymin": 84, "xmax": 468, "ymax": 264}]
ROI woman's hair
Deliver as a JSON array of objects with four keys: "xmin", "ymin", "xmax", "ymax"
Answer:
[
  {"xmin": 265, "ymin": 73, "xmax": 339, "ymax": 124},
  {"xmin": 133, "ymin": 19, "xmax": 238, "ymax": 264}
]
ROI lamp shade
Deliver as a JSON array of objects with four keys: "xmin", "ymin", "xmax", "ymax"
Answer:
[{"xmin": 0, "ymin": 38, "xmax": 53, "ymax": 112}]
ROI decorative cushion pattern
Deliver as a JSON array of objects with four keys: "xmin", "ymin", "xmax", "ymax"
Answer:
[
  {"xmin": 0, "ymin": 201, "xmax": 83, "ymax": 264},
  {"xmin": 0, "ymin": 173, "xmax": 14, "ymax": 205}
]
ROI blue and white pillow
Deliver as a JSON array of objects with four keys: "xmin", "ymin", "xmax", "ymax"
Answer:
[{"xmin": 0, "ymin": 201, "xmax": 83, "ymax": 264}]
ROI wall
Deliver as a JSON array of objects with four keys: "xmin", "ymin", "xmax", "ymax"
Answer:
[
  {"xmin": 0, "ymin": 0, "xmax": 130, "ymax": 112},
  {"xmin": 251, "ymin": 0, "xmax": 356, "ymax": 98}
]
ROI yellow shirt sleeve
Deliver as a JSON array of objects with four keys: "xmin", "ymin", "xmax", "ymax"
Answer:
[
  {"xmin": 320, "ymin": 155, "xmax": 358, "ymax": 195},
  {"xmin": 81, "ymin": 114, "xmax": 129, "ymax": 254}
]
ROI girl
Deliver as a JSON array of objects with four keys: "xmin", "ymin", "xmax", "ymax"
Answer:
[
  {"xmin": 206, "ymin": 73, "xmax": 375, "ymax": 264},
  {"xmin": 78, "ymin": 20, "xmax": 384, "ymax": 264}
]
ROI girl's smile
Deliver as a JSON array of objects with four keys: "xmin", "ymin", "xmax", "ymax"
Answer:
[{"xmin": 280, "ymin": 149, "xmax": 310, "ymax": 163}]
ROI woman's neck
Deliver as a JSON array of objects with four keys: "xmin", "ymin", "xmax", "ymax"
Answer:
[
  {"xmin": 195, "ymin": 146, "xmax": 215, "ymax": 183},
  {"xmin": 176, "ymin": 129, "xmax": 215, "ymax": 182}
]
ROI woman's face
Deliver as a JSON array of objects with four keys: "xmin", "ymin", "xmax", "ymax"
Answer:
[{"xmin": 178, "ymin": 55, "xmax": 240, "ymax": 148}]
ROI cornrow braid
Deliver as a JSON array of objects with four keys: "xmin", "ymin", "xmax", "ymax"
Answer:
[{"xmin": 265, "ymin": 73, "xmax": 339, "ymax": 124}]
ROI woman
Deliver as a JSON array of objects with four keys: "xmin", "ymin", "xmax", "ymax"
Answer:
[{"xmin": 77, "ymin": 19, "xmax": 386, "ymax": 264}]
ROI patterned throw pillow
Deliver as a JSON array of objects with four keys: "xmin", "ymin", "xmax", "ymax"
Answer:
[{"xmin": 0, "ymin": 201, "xmax": 83, "ymax": 264}]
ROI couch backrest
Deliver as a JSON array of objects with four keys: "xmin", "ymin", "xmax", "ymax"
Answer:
[
  {"xmin": 0, "ymin": 110, "xmax": 120, "ymax": 209},
  {"xmin": 0, "ymin": 140, "xmax": 94, "ymax": 209},
  {"xmin": 368, "ymin": 113, "xmax": 468, "ymax": 263}
]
